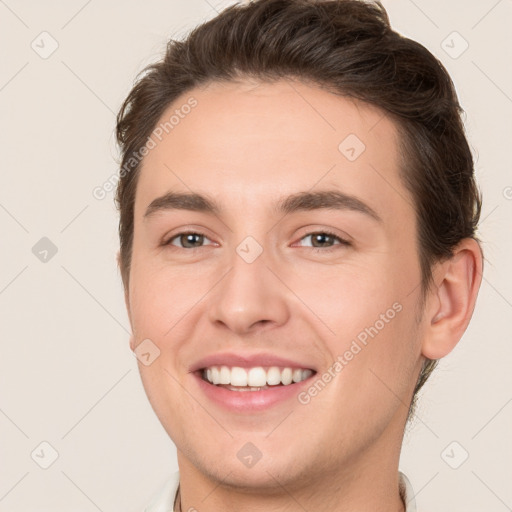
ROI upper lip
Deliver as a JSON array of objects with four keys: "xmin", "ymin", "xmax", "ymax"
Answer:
[{"xmin": 189, "ymin": 352, "xmax": 317, "ymax": 373}]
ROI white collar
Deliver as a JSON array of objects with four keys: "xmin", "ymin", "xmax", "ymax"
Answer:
[
  {"xmin": 399, "ymin": 471, "xmax": 417, "ymax": 511},
  {"xmin": 145, "ymin": 470, "xmax": 417, "ymax": 511}
]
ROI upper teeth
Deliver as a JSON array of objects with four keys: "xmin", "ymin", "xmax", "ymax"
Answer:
[{"xmin": 203, "ymin": 366, "xmax": 313, "ymax": 387}]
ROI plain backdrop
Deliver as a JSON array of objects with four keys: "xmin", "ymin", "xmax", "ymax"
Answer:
[{"xmin": 0, "ymin": 1, "xmax": 511, "ymax": 511}]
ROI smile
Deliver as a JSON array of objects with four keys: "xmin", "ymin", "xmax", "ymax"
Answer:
[{"xmin": 202, "ymin": 365, "xmax": 314, "ymax": 390}]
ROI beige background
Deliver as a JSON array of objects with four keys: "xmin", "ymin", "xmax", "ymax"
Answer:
[{"xmin": 1, "ymin": 1, "xmax": 511, "ymax": 510}]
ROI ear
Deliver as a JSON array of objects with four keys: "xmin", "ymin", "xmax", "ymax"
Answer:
[{"xmin": 421, "ymin": 238, "xmax": 483, "ymax": 360}]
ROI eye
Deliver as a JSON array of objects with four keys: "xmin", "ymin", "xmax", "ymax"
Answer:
[
  {"xmin": 296, "ymin": 231, "xmax": 350, "ymax": 252},
  {"xmin": 162, "ymin": 230, "xmax": 350, "ymax": 252},
  {"xmin": 164, "ymin": 231, "xmax": 214, "ymax": 249}
]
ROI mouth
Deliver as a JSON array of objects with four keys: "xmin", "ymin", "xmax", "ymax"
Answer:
[
  {"xmin": 192, "ymin": 364, "xmax": 317, "ymax": 412},
  {"xmin": 189, "ymin": 352, "xmax": 318, "ymax": 411},
  {"xmin": 198, "ymin": 365, "xmax": 315, "ymax": 391}
]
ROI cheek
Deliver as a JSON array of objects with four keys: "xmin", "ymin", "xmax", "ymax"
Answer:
[
  {"xmin": 291, "ymin": 256, "xmax": 421, "ymax": 382},
  {"xmin": 128, "ymin": 257, "xmax": 209, "ymax": 339},
  {"xmin": 303, "ymin": 273, "xmax": 421, "ymax": 439},
  {"xmin": 288, "ymin": 260, "xmax": 406, "ymax": 337}
]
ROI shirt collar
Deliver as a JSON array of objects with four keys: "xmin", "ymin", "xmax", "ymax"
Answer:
[{"xmin": 399, "ymin": 471, "xmax": 417, "ymax": 512}]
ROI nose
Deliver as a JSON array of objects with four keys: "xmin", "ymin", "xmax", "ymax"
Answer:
[{"xmin": 207, "ymin": 245, "xmax": 290, "ymax": 335}]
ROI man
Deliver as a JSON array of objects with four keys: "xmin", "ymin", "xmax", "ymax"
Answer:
[{"xmin": 115, "ymin": 1, "xmax": 483, "ymax": 510}]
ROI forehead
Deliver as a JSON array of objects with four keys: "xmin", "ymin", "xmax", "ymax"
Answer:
[{"xmin": 135, "ymin": 78, "xmax": 411, "ymax": 223}]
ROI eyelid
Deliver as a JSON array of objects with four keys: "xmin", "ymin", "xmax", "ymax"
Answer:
[
  {"xmin": 293, "ymin": 230, "xmax": 351, "ymax": 250},
  {"xmin": 163, "ymin": 229, "xmax": 216, "ymax": 248},
  {"xmin": 293, "ymin": 223, "xmax": 352, "ymax": 241}
]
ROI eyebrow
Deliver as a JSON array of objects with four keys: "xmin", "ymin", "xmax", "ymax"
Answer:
[{"xmin": 143, "ymin": 190, "xmax": 382, "ymax": 222}]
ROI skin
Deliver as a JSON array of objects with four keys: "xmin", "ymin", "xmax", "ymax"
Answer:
[{"xmin": 121, "ymin": 78, "xmax": 482, "ymax": 512}]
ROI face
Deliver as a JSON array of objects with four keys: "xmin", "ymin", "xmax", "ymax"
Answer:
[{"xmin": 126, "ymin": 78, "xmax": 426, "ymax": 490}]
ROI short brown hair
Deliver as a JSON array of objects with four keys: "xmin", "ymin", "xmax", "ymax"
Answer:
[{"xmin": 115, "ymin": 0, "xmax": 481, "ymax": 417}]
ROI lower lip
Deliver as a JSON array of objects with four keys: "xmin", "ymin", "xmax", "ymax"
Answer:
[{"xmin": 193, "ymin": 372, "xmax": 315, "ymax": 412}]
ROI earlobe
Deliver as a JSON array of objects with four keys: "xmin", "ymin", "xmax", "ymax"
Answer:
[{"xmin": 421, "ymin": 238, "xmax": 483, "ymax": 360}]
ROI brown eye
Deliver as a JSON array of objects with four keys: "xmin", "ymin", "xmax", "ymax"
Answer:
[
  {"xmin": 298, "ymin": 231, "xmax": 350, "ymax": 249},
  {"xmin": 165, "ymin": 232, "xmax": 211, "ymax": 249},
  {"xmin": 310, "ymin": 233, "xmax": 336, "ymax": 247}
]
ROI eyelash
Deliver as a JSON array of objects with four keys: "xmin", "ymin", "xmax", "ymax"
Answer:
[
  {"xmin": 163, "ymin": 230, "xmax": 350, "ymax": 253},
  {"xmin": 301, "ymin": 230, "xmax": 351, "ymax": 252}
]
